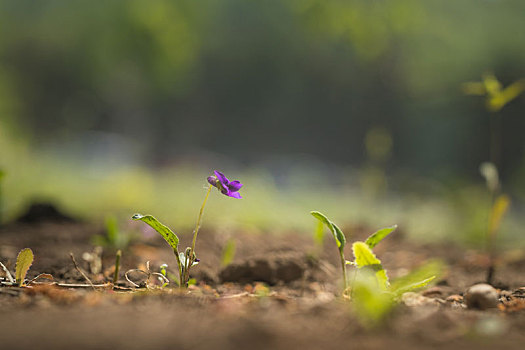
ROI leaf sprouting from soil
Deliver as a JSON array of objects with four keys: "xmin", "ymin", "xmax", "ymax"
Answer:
[
  {"xmin": 132, "ymin": 214, "xmax": 179, "ymax": 252},
  {"xmin": 364, "ymin": 225, "xmax": 397, "ymax": 249},
  {"xmin": 15, "ymin": 248, "xmax": 34, "ymax": 286}
]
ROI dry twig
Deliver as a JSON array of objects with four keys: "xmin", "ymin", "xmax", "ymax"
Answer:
[{"xmin": 69, "ymin": 252, "xmax": 95, "ymax": 290}]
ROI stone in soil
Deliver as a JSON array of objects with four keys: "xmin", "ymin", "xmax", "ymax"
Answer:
[{"xmin": 463, "ymin": 283, "xmax": 499, "ymax": 310}]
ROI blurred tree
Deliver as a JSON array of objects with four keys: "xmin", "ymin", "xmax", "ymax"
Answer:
[{"xmin": 0, "ymin": 0, "xmax": 524, "ymax": 180}]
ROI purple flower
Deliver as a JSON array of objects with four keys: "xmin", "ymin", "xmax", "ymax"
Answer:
[{"xmin": 207, "ymin": 170, "xmax": 243, "ymax": 199}]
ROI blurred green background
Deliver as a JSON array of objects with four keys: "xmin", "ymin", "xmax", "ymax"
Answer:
[{"xmin": 1, "ymin": 0, "xmax": 524, "ymax": 246}]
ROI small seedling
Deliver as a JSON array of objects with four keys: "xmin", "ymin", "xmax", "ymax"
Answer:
[
  {"xmin": 1, "ymin": 248, "xmax": 52, "ymax": 287},
  {"xmin": 159, "ymin": 264, "xmax": 172, "ymax": 287},
  {"xmin": 350, "ymin": 241, "xmax": 436, "ymax": 295},
  {"xmin": 92, "ymin": 214, "xmax": 131, "ymax": 250},
  {"xmin": 133, "ymin": 170, "xmax": 242, "ymax": 288},
  {"xmin": 311, "ymin": 211, "xmax": 437, "ymax": 309},
  {"xmin": 464, "ymin": 73, "xmax": 521, "ymax": 284},
  {"xmin": 16, "ymin": 248, "xmax": 34, "ymax": 286},
  {"xmin": 350, "ymin": 241, "xmax": 439, "ymax": 326},
  {"xmin": 480, "ymin": 162, "xmax": 511, "ymax": 284},
  {"xmin": 310, "ymin": 211, "xmax": 348, "ymax": 289}
]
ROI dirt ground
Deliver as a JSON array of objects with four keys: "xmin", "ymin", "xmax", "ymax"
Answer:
[{"xmin": 1, "ymin": 217, "xmax": 525, "ymax": 350}]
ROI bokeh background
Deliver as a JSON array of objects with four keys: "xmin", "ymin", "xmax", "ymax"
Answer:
[{"xmin": 1, "ymin": 0, "xmax": 525, "ymax": 246}]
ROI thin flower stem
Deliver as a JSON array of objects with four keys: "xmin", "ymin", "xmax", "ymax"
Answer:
[
  {"xmin": 183, "ymin": 184, "xmax": 213, "ymax": 286},
  {"xmin": 191, "ymin": 185, "xmax": 212, "ymax": 253}
]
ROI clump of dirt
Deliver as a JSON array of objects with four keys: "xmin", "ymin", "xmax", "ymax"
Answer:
[{"xmin": 219, "ymin": 252, "xmax": 308, "ymax": 284}]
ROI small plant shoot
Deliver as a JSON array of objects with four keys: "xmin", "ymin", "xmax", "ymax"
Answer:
[
  {"xmin": 92, "ymin": 215, "xmax": 132, "ymax": 250},
  {"xmin": 1, "ymin": 248, "xmax": 54, "ymax": 287},
  {"xmin": 310, "ymin": 211, "xmax": 348, "ymax": 289},
  {"xmin": 310, "ymin": 210, "xmax": 437, "ymax": 324},
  {"xmin": 350, "ymin": 238, "xmax": 438, "ymax": 326},
  {"xmin": 465, "ymin": 73, "xmax": 521, "ymax": 284},
  {"xmin": 133, "ymin": 170, "xmax": 242, "ymax": 288},
  {"xmin": 15, "ymin": 248, "xmax": 34, "ymax": 286}
]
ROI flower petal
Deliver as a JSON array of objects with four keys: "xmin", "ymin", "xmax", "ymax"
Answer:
[
  {"xmin": 227, "ymin": 191, "xmax": 242, "ymax": 199},
  {"xmin": 228, "ymin": 180, "xmax": 243, "ymax": 192},
  {"xmin": 214, "ymin": 170, "xmax": 229, "ymax": 186}
]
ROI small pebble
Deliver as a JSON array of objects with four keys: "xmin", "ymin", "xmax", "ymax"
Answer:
[
  {"xmin": 445, "ymin": 294, "xmax": 463, "ymax": 303},
  {"xmin": 464, "ymin": 283, "xmax": 499, "ymax": 310}
]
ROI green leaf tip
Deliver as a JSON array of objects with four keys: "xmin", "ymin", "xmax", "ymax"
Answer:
[
  {"xmin": 15, "ymin": 248, "xmax": 34, "ymax": 286},
  {"xmin": 365, "ymin": 225, "xmax": 397, "ymax": 249},
  {"xmin": 310, "ymin": 211, "xmax": 346, "ymax": 250},
  {"xmin": 131, "ymin": 213, "xmax": 179, "ymax": 251}
]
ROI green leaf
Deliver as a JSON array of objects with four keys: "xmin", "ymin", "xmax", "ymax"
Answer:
[
  {"xmin": 389, "ymin": 259, "xmax": 444, "ymax": 295},
  {"xmin": 332, "ymin": 223, "xmax": 346, "ymax": 250},
  {"xmin": 310, "ymin": 211, "xmax": 346, "ymax": 250},
  {"xmin": 352, "ymin": 242, "xmax": 388, "ymax": 290},
  {"xmin": 488, "ymin": 194, "xmax": 510, "ymax": 240},
  {"xmin": 132, "ymin": 214, "xmax": 179, "ymax": 252},
  {"xmin": 351, "ymin": 270, "xmax": 395, "ymax": 327},
  {"xmin": 221, "ymin": 238, "xmax": 236, "ymax": 267},
  {"xmin": 392, "ymin": 277, "xmax": 435, "ymax": 297},
  {"xmin": 365, "ymin": 225, "xmax": 397, "ymax": 249},
  {"xmin": 15, "ymin": 248, "xmax": 34, "ymax": 286}
]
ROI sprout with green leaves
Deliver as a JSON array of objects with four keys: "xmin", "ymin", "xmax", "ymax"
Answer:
[
  {"xmin": 132, "ymin": 170, "xmax": 242, "ymax": 288},
  {"xmin": 464, "ymin": 73, "xmax": 521, "ymax": 285},
  {"xmin": 310, "ymin": 211, "xmax": 439, "ymax": 312},
  {"xmin": 480, "ymin": 162, "xmax": 511, "ymax": 284},
  {"xmin": 310, "ymin": 211, "xmax": 348, "ymax": 289}
]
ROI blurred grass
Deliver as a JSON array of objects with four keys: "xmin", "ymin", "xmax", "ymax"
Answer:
[{"xmin": 1, "ymin": 123, "xmax": 523, "ymax": 248}]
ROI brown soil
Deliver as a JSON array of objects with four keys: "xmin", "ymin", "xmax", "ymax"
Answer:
[{"xmin": 1, "ymin": 221, "xmax": 525, "ymax": 350}]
